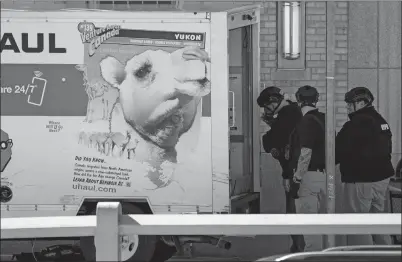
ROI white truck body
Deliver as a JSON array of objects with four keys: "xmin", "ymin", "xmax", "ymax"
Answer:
[{"xmin": 0, "ymin": 4, "xmax": 261, "ymax": 220}]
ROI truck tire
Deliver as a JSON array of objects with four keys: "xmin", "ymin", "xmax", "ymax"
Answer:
[
  {"xmin": 80, "ymin": 203, "xmax": 157, "ymax": 261},
  {"xmin": 150, "ymin": 239, "xmax": 177, "ymax": 262}
]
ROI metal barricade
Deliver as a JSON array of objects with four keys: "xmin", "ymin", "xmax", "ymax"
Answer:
[
  {"xmin": 323, "ymin": 245, "xmax": 401, "ymax": 252},
  {"xmin": 267, "ymin": 251, "xmax": 402, "ymax": 261}
]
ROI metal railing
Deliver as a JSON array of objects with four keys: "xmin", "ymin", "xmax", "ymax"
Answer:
[
  {"xmin": 259, "ymin": 250, "xmax": 402, "ymax": 261},
  {"xmin": 1, "ymin": 202, "xmax": 401, "ymax": 261}
]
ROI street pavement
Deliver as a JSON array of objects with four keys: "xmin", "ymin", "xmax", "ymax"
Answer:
[
  {"xmin": 3, "ymin": 157, "xmax": 398, "ymax": 261},
  {"xmin": 1, "ymin": 235, "xmax": 290, "ymax": 261},
  {"xmin": 177, "ymin": 235, "xmax": 290, "ymax": 260}
]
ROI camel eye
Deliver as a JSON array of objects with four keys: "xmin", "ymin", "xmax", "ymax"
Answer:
[{"xmin": 134, "ymin": 62, "xmax": 152, "ymax": 80}]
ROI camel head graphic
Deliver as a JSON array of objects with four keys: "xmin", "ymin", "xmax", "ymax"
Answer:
[{"xmin": 100, "ymin": 46, "xmax": 211, "ymax": 149}]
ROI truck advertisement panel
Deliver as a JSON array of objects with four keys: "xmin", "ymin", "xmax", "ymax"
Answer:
[{"xmin": 0, "ymin": 20, "xmax": 214, "ymax": 214}]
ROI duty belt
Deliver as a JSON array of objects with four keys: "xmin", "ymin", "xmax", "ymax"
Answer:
[{"xmin": 308, "ymin": 168, "xmax": 325, "ymax": 172}]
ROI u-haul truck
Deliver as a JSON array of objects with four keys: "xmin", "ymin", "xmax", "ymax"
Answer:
[{"xmin": 1, "ymin": 2, "xmax": 262, "ymax": 261}]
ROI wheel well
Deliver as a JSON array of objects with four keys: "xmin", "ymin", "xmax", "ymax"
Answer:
[{"xmin": 77, "ymin": 199, "xmax": 153, "ymax": 215}]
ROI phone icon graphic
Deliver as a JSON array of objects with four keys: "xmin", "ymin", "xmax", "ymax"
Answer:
[{"xmin": 27, "ymin": 76, "xmax": 47, "ymax": 107}]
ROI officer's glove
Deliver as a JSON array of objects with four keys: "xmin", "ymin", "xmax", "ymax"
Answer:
[
  {"xmin": 262, "ymin": 113, "xmax": 276, "ymax": 126},
  {"xmin": 270, "ymin": 148, "xmax": 280, "ymax": 159},
  {"xmin": 289, "ymin": 176, "xmax": 302, "ymax": 199}
]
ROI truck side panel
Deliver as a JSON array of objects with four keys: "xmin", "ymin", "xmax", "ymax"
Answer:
[
  {"xmin": 210, "ymin": 12, "xmax": 230, "ymax": 213},
  {"xmin": 0, "ymin": 14, "xmax": 217, "ymax": 217}
]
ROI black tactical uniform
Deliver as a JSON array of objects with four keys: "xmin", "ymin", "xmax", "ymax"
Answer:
[
  {"xmin": 262, "ymin": 101, "xmax": 303, "ymax": 179},
  {"xmin": 288, "ymin": 85, "xmax": 326, "ymax": 252},
  {"xmin": 336, "ymin": 106, "xmax": 394, "ymax": 183},
  {"xmin": 336, "ymin": 86, "xmax": 393, "ymax": 246},
  {"xmin": 258, "ymin": 86, "xmax": 304, "ymax": 253}
]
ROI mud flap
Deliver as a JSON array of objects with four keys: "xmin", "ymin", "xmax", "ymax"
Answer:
[{"xmin": 14, "ymin": 245, "xmax": 84, "ymax": 261}]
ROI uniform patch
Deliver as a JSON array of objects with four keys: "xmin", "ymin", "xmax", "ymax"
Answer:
[{"xmin": 381, "ymin": 124, "xmax": 390, "ymax": 131}]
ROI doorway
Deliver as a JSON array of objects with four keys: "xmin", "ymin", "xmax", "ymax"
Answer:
[{"xmin": 228, "ymin": 25, "xmax": 258, "ymax": 213}]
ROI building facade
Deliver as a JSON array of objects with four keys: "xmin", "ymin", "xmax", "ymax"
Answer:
[{"xmin": 259, "ymin": 1, "xmax": 401, "ymax": 213}]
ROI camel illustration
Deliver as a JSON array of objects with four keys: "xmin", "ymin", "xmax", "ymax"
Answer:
[
  {"xmin": 109, "ymin": 131, "xmax": 130, "ymax": 158},
  {"xmin": 99, "ymin": 46, "xmax": 211, "ymax": 189},
  {"xmin": 75, "ymin": 64, "xmax": 112, "ymax": 122},
  {"xmin": 95, "ymin": 132, "xmax": 112, "ymax": 155},
  {"xmin": 85, "ymin": 132, "xmax": 112, "ymax": 154},
  {"xmin": 87, "ymin": 132, "xmax": 99, "ymax": 149},
  {"xmin": 78, "ymin": 131, "xmax": 89, "ymax": 146},
  {"xmin": 124, "ymin": 132, "xmax": 139, "ymax": 160}
]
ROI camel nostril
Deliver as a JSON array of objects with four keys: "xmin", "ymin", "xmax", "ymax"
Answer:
[{"xmin": 197, "ymin": 77, "xmax": 209, "ymax": 86}]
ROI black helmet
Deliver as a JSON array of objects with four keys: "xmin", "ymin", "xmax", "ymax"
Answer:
[
  {"xmin": 257, "ymin": 86, "xmax": 284, "ymax": 107},
  {"xmin": 296, "ymin": 85, "xmax": 319, "ymax": 106},
  {"xmin": 344, "ymin": 87, "xmax": 374, "ymax": 105}
]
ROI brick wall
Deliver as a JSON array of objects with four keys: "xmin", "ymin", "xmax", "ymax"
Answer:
[
  {"xmin": 258, "ymin": 1, "xmax": 401, "ymax": 216},
  {"xmin": 258, "ymin": 1, "xmax": 351, "ymax": 215},
  {"xmin": 334, "ymin": 2, "xmax": 349, "ymax": 131},
  {"xmin": 260, "ymin": 1, "xmax": 277, "ymax": 84},
  {"xmin": 259, "ymin": 1, "xmax": 349, "ymax": 141}
]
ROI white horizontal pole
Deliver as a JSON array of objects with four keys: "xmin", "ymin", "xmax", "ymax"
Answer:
[
  {"xmin": 120, "ymin": 213, "xmax": 401, "ymax": 235},
  {"xmin": 1, "ymin": 215, "xmax": 96, "ymax": 239},
  {"xmin": 1, "ymin": 203, "xmax": 400, "ymax": 241}
]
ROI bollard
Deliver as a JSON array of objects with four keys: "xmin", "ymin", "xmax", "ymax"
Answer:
[
  {"xmin": 95, "ymin": 202, "xmax": 122, "ymax": 261},
  {"xmin": 325, "ymin": 1, "xmax": 337, "ymax": 249}
]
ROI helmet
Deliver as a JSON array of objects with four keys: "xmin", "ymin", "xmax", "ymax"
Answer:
[
  {"xmin": 295, "ymin": 85, "xmax": 319, "ymax": 106},
  {"xmin": 344, "ymin": 87, "xmax": 374, "ymax": 105},
  {"xmin": 257, "ymin": 86, "xmax": 284, "ymax": 107}
]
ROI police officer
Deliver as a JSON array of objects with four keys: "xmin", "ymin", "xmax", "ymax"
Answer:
[
  {"xmin": 257, "ymin": 86, "xmax": 305, "ymax": 253},
  {"xmin": 290, "ymin": 85, "xmax": 326, "ymax": 252},
  {"xmin": 336, "ymin": 86, "xmax": 394, "ymax": 246}
]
